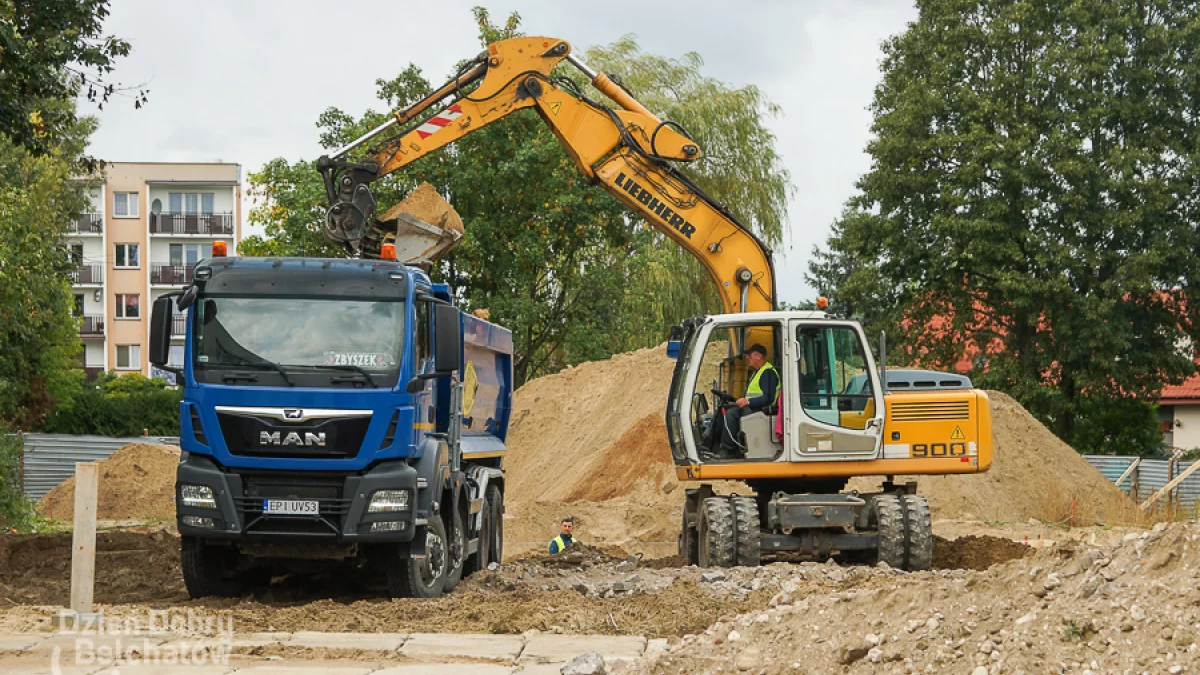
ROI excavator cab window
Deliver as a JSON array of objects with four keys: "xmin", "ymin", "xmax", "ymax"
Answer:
[{"xmin": 796, "ymin": 326, "xmax": 874, "ymax": 429}]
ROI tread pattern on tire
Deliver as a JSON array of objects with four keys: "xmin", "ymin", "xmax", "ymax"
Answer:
[
  {"xmin": 386, "ymin": 516, "xmax": 447, "ymax": 598},
  {"xmin": 873, "ymin": 495, "xmax": 906, "ymax": 569},
  {"xmin": 730, "ymin": 496, "xmax": 761, "ymax": 567},
  {"xmin": 443, "ymin": 502, "xmax": 466, "ymax": 592},
  {"xmin": 701, "ymin": 497, "xmax": 736, "ymax": 567},
  {"xmin": 900, "ymin": 494, "xmax": 933, "ymax": 571},
  {"xmin": 486, "ymin": 485, "xmax": 503, "ymax": 566},
  {"xmin": 181, "ymin": 537, "xmax": 243, "ymax": 598}
]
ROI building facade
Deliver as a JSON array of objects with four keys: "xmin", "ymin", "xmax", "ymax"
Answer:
[{"xmin": 67, "ymin": 162, "xmax": 242, "ymax": 381}]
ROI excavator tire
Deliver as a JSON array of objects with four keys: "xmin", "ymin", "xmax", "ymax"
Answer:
[
  {"xmin": 730, "ymin": 496, "xmax": 761, "ymax": 567},
  {"xmin": 900, "ymin": 494, "xmax": 933, "ymax": 571},
  {"xmin": 679, "ymin": 508, "xmax": 699, "ymax": 565},
  {"xmin": 697, "ymin": 497, "xmax": 735, "ymax": 568},
  {"xmin": 872, "ymin": 495, "xmax": 906, "ymax": 569}
]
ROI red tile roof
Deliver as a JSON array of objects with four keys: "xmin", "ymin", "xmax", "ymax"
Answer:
[{"xmin": 1162, "ymin": 373, "xmax": 1200, "ymax": 403}]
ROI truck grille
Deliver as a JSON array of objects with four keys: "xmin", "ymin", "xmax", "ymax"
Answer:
[
  {"xmin": 237, "ymin": 475, "xmax": 351, "ymax": 536},
  {"xmin": 889, "ymin": 400, "xmax": 971, "ymax": 421},
  {"xmin": 217, "ymin": 412, "xmax": 371, "ymax": 459}
]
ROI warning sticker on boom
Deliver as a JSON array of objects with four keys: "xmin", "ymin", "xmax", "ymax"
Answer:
[{"xmin": 950, "ymin": 425, "xmax": 966, "ymax": 440}]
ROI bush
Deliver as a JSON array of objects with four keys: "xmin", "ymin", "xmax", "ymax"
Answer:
[
  {"xmin": 42, "ymin": 372, "xmax": 180, "ymax": 437},
  {"xmin": 0, "ymin": 432, "xmax": 39, "ymax": 532}
]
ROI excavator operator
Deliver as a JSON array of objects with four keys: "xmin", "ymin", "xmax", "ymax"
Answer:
[{"xmin": 718, "ymin": 344, "xmax": 779, "ymax": 458}]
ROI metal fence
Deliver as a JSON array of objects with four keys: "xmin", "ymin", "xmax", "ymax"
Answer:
[
  {"xmin": 1084, "ymin": 454, "xmax": 1200, "ymax": 512},
  {"xmin": 17, "ymin": 433, "xmax": 179, "ymax": 501}
]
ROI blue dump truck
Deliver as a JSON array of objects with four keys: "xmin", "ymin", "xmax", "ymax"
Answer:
[{"xmin": 147, "ymin": 250, "xmax": 512, "ymax": 598}]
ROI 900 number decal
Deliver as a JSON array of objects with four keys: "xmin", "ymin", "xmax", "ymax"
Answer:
[{"xmin": 912, "ymin": 443, "xmax": 968, "ymax": 458}]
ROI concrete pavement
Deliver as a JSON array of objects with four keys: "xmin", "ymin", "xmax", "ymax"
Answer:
[{"xmin": 0, "ymin": 630, "xmax": 651, "ymax": 674}]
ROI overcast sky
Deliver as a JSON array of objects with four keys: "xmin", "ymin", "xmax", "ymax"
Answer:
[{"xmin": 84, "ymin": 0, "xmax": 918, "ymax": 305}]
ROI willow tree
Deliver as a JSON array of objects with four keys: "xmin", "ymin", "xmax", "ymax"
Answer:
[{"xmin": 810, "ymin": 0, "xmax": 1200, "ymax": 453}]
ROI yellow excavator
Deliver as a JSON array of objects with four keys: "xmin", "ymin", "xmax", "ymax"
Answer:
[{"xmin": 318, "ymin": 36, "xmax": 994, "ymax": 570}]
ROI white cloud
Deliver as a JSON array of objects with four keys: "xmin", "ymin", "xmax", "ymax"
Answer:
[{"xmin": 86, "ymin": 0, "xmax": 917, "ymax": 304}]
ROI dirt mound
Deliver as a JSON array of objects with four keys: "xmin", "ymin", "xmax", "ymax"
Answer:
[
  {"xmin": 933, "ymin": 534, "xmax": 1032, "ymax": 570},
  {"xmin": 563, "ymin": 414, "xmax": 674, "ymax": 502},
  {"xmin": 380, "ymin": 181, "xmax": 463, "ymax": 233},
  {"xmin": 36, "ymin": 443, "xmax": 180, "ymax": 522},
  {"xmin": 0, "ymin": 527, "xmax": 184, "ymax": 605},
  {"xmin": 851, "ymin": 391, "xmax": 1131, "ymax": 524}
]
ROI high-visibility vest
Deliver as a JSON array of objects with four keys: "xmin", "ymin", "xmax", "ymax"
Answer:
[
  {"xmin": 747, "ymin": 362, "xmax": 778, "ymax": 397},
  {"xmin": 550, "ymin": 534, "xmax": 573, "ymax": 553}
]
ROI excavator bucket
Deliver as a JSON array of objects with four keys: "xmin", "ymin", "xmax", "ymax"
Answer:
[{"xmin": 368, "ymin": 182, "xmax": 464, "ymax": 264}]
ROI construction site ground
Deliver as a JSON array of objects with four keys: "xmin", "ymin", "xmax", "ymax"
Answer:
[{"xmin": 4, "ymin": 346, "xmax": 1189, "ymax": 673}]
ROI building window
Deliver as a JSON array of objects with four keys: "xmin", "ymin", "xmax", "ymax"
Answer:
[
  {"xmin": 114, "ymin": 243, "xmax": 140, "ymax": 269},
  {"xmin": 115, "ymin": 294, "xmax": 140, "ymax": 319},
  {"xmin": 169, "ymin": 243, "xmax": 204, "ymax": 266},
  {"xmin": 68, "ymin": 243, "xmax": 83, "ymax": 265},
  {"xmin": 114, "ymin": 192, "xmax": 139, "ymax": 218},
  {"xmin": 116, "ymin": 345, "xmax": 140, "ymax": 370},
  {"xmin": 169, "ymin": 192, "xmax": 215, "ymax": 215},
  {"xmin": 73, "ymin": 294, "xmax": 85, "ymax": 317}
]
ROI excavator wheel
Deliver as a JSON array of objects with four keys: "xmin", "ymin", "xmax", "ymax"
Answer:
[
  {"xmin": 697, "ymin": 498, "xmax": 735, "ymax": 568},
  {"xmin": 900, "ymin": 494, "xmax": 933, "ymax": 571},
  {"xmin": 871, "ymin": 495, "xmax": 906, "ymax": 569},
  {"xmin": 730, "ymin": 496, "xmax": 761, "ymax": 567},
  {"xmin": 679, "ymin": 508, "xmax": 699, "ymax": 565}
]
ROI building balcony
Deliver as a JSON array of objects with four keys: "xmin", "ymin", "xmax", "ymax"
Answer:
[
  {"xmin": 68, "ymin": 212, "xmax": 103, "ymax": 234},
  {"xmin": 151, "ymin": 263, "xmax": 196, "ymax": 285},
  {"xmin": 172, "ymin": 314, "xmax": 187, "ymax": 338},
  {"xmin": 150, "ymin": 212, "xmax": 234, "ymax": 236},
  {"xmin": 78, "ymin": 315, "xmax": 105, "ymax": 338},
  {"xmin": 83, "ymin": 366, "xmax": 105, "ymax": 382},
  {"xmin": 70, "ymin": 265, "xmax": 102, "ymax": 285}
]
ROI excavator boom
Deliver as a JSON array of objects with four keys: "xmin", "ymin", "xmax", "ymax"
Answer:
[{"xmin": 317, "ymin": 37, "xmax": 775, "ymax": 315}]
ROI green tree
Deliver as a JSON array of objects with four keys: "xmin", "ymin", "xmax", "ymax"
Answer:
[
  {"xmin": 0, "ymin": 0, "xmax": 144, "ymax": 161},
  {"xmin": 244, "ymin": 8, "xmax": 791, "ymax": 384},
  {"xmin": 811, "ymin": 0, "xmax": 1200, "ymax": 454},
  {"xmin": 0, "ymin": 105, "xmax": 95, "ymax": 428},
  {"xmin": 42, "ymin": 372, "xmax": 180, "ymax": 437}
]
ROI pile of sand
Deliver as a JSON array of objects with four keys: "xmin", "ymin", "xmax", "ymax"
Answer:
[{"xmin": 36, "ymin": 443, "xmax": 179, "ymax": 522}]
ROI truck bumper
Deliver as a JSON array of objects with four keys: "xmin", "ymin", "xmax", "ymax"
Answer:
[{"xmin": 176, "ymin": 454, "xmax": 419, "ymax": 544}]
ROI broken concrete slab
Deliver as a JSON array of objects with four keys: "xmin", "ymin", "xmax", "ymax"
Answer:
[
  {"xmin": 93, "ymin": 665, "xmax": 234, "ymax": 674},
  {"xmin": 28, "ymin": 633, "xmax": 167, "ymax": 655},
  {"xmin": 288, "ymin": 631, "xmax": 407, "ymax": 651},
  {"xmin": 399, "ymin": 633, "xmax": 524, "ymax": 661},
  {"xmin": 220, "ymin": 632, "xmax": 293, "ymax": 648},
  {"xmin": 234, "ymin": 666, "xmax": 379, "ymax": 675},
  {"xmin": 518, "ymin": 634, "xmax": 646, "ymax": 664}
]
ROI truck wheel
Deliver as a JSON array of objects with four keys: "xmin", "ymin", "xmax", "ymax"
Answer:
[
  {"xmin": 486, "ymin": 485, "xmax": 503, "ymax": 564},
  {"xmin": 679, "ymin": 508, "xmax": 698, "ymax": 564},
  {"xmin": 731, "ymin": 496, "xmax": 761, "ymax": 567},
  {"xmin": 872, "ymin": 495, "xmax": 906, "ymax": 569},
  {"xmin": 181, "ymin": 537, "xmax": 244, "ymax": 598},
  {"xmin": 697, "ymin": 497, "xmax": 735, "ymax": 568},
  {"xmin": 388, "ymin": 517, "xmax": 448, "ymax": 598},
  {"xmin": 443, "ymin": 503, "xmax": 466, "ymax": 592},
  {"xmin": 464, "ymin": 495, "xmax": 492, "ymax": 576},
  {"xmin": 900, "ymin": 494, "xmax": 933, "ymax": 571}
]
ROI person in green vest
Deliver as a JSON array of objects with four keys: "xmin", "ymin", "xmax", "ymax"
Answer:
[
  {"xmin": 548, "ymin": 516, "xmax": 576, "ymax": 554},
  {"xmin": 720, "ymin": 344, "xmax": 780, "ymax": 457}
]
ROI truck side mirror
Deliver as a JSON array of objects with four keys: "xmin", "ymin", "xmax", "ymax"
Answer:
[
  {"xmin": 149, "ymin": 295, "xmax": 176, "ymax": 368},
  {"xmin": 433, "ymin": 303, "xmax": 462, "ymax": 375}
]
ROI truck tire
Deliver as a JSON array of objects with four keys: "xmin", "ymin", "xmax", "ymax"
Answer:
[
  {"xmin": 388, "ymin": 516, "xmax": 448, "ymax": 598},
  {"xmin": 730, "ymin": 496, "xmax": 761, "ymax": 567},
  {"xmin": 486, "ymin": 485, "xmax": 503, "ymax": 565},
  {"xmin": 900, "ymin": 494, "xmax": 933, "ymax": 571},
  {"xmin": 181, "ymin": 537, "xmax": 244, "ymax": 598},
  {"xmin": 443, "ymin": 502, "xmax": 466, "ymax": 592},
  {"xmin": 872, "ymin": 495, "xmax": 906, "ymax": 569},
  {"xmin": 697, "ymin": 497, "xmax": 735, "ymax": 568},
  {"xmin": 464, "ymin": 493, "xmax": 492, "ymax": 577},
  {"xmin": 679, "ymin": 508, "xmax": 698, "ymax": 564}
]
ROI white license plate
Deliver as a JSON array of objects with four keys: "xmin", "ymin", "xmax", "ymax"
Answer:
[{"xmin": 263, "ymin": 499, "xmax": 319, "ymax": 515}]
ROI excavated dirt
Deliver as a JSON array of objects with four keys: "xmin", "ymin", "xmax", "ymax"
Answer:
[
  {"xmin": 36, "ymin": 443, "xmax": 180, "ymax": 522},
  {"xmin": 379, "ymin": 181, "xmax": 463, "ymax": 233},
  {"xmin": 932, "ymin": 534, "xmax": 1032, "ymax": 571}
]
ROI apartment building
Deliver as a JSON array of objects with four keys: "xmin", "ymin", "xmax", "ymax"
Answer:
[{"xmin": 67, "ymin": 162, "xmax": 242, "ymax": 382}]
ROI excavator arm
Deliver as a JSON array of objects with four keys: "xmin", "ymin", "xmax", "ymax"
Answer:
[{"xmin": 317, "ymin": 37, "xmax": 775, "ymax": 314}]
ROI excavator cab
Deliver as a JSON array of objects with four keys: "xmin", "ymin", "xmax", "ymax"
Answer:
[{"xmin": 666, "ymin": 311, "xmax": 885, "ymax": 469}]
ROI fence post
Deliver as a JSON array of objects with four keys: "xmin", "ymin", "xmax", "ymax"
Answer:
[{"xmin": 54, "ymin": 461, "xmax": 102, "ymax": 630}]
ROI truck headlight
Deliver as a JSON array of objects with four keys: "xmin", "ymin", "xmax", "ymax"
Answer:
[
  {"xmin": 180, "ymin": 484, "xmax": 216, "ymax": 509},
  {"xmin": 368, "ymin": 490, "xmax": 410, "ymax": 513}
]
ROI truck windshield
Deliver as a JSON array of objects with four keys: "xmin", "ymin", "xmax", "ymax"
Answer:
[{"xmin": 194, "ymin": 297, "xmax": 404, "ymax": 375}]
